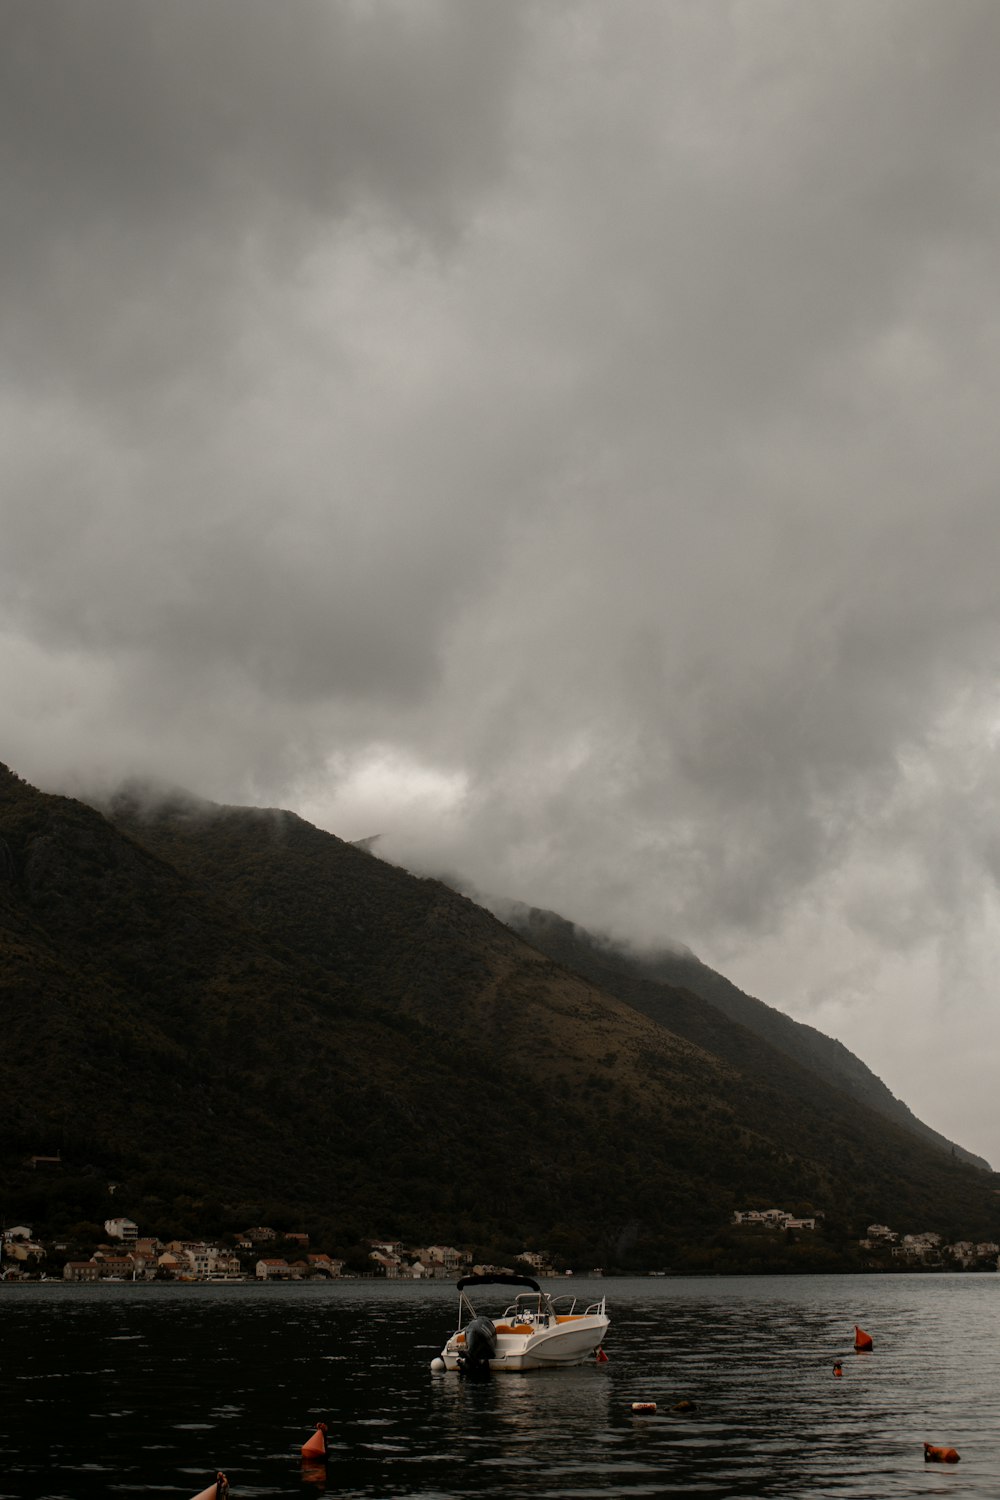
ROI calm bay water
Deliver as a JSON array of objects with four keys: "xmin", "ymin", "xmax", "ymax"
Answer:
[{"xmin": 2, "ymin": 1274, "xmax": 998, "ymax": 1499}]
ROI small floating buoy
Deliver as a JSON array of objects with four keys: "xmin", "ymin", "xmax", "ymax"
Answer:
[
  {"xmin": 833, "ymin": 1361, "xmax": 843, "ymax": 1377},
  {"xmin": 924, "ymin": 1443, "xmax": 960, "ymax": 1464},
  {"xmin": 301, "ymin": 1421, "xmax": 327, "ymax": 1457},
  {"xmin": 672, "ymin": 1398, "xmax": 696, "ymax": 1412},
  {"xmin": 854, "ymin": 1325, "xmax": 873, "ymax": 1351},
  {"xmin": 190, "ymin": 1473, "xmax": 229, "ymax": 1500},
  {"xmin": 631, "ymin": 1401, "xmax": 657, "ymax": 1414},
  {"xmin": 430, "ymin": 1357, "xmax": 446, "ymax": 1373},
  {"xmin": 596, "ymin": 1347, "xmax": 609, "ymax": 1364}
]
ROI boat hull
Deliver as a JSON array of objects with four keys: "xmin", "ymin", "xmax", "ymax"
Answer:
[{"xmin": 440, "ymin": 1313, "xmax": 609, "ymax": 1372}]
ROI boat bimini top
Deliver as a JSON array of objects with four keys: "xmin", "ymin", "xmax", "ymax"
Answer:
[{"xmin": 454, "ymin": 1273, "xmax": 603, "ymax": 1334}]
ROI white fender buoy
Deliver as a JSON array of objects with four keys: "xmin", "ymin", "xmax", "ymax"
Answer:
[
  {"xmin": 430, "ymin": 1357, "xmax": 446, "ymax": 1373},
  {"xmin": 631, "ymin": 1401, "xmax": 657, "ymax": 1414}
]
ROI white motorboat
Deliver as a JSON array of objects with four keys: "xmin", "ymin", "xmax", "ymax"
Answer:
[{"xmin": 431, "ymin": 1273, "xmax": 609, "ymax": 1373}]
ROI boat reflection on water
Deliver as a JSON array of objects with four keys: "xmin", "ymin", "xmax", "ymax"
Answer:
[{"xmin": 432, "ymin": 1339, "xmax": 614, "ymax": 1449}]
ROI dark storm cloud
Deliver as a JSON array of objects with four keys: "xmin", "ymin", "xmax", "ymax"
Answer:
[
  {"xmin": 1, "ymin": 0, "xmax": 531, "ymax": 758},
  {"xmin": 5, "ymin": 1, "xmax": 1000, "ymax": 1157},
  {"xmin": 1, "ymin": 0, "xmax": 522, "ymax": 401},
  {"xmin": 2, "ymin": 0, "xmax": 520, "ymax": 256}
]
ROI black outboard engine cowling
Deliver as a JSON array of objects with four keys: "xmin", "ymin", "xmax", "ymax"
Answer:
[{"xmin": 460, "ymin": 1315, "xmax": 497, "ymax": 1377}]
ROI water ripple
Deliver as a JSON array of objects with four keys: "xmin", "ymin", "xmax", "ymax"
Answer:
[{"xmin": 2, "ymin": 1276, "xmax": 998, "ymax": 1498}]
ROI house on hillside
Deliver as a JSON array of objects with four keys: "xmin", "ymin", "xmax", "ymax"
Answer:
[
  {"xmin": 307, "ymin": 1254, "xmax": 344, "ymax": 1277},
  {"xmin": 369, "ymin": 1251, "xmax": 401, "ymax": 1278},
  {"xmin": 256, "ymin": 1258, "xmax": 291, "ymax": 1280},
  {"xmin": 92, "ymin": 1252, "xmax": 135, "ymax": 1278},
  {"xmin": 243, "ymin": 1227, "xmax": 277, "ymax": 1245},
  {"xmin": 893, "ymin": 1232, "xmax": 943, "ymax": 1263},
  {"xmin": 421, "ymin": 1245, "xmax": 465, "ymax": 1274},
  {"xmin": 63, "ymin": 1260, "xmax": 101, "ymax": 1282},
  {"xmin": 3, "ymin": 1227, "xmax": 45, "ymax": 1264},
  {"xmin": 3, "ymin": 1237, "xmax": 46, "ymax": 1264},
  {"xmin": 104, "ymin": 1217, "xmax": 138, "ymax": 1242},
  {"xmin": 733, "ymin": 1208, "xmax": 820, "ymax": 1230},
  {"xmin": 946, "ymin": 1240, "xmax": 999, "ymax": 1268},
  {"xmin": 183, "ymin": 1244, "xmax": 241, "ymax": 1278}
]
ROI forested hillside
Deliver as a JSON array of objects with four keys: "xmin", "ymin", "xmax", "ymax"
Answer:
[
  {"xmin": 1, "ymin": 762, "xmax": 997, "ymax": 1270},
  {"xmin": 496, "ymin": 903, "xmax": 989, "ymax": 1168}
]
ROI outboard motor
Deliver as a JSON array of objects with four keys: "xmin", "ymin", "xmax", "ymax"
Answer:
[{"xmin": 459, "ymin": 1315, "xmax": 497, "ymax": 1378}]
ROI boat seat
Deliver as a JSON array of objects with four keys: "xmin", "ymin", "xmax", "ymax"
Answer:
[{"xmin": 495, "ymin": 1323, "xmax": 533, "ymax": 1335}]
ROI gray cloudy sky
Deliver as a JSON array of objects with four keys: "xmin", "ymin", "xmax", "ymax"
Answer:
[{"xmin": 5, "ymin": 0, "xmax": 1000, "ymax": 1163}]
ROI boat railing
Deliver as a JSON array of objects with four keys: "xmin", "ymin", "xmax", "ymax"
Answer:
[
  {"xmin": 459, "ymin": 1285, "xmax": 606, "ymax": 1332},
  {"xmin": 550, "ymin": 1293, "xmax": 606, "ymax": 1318}
]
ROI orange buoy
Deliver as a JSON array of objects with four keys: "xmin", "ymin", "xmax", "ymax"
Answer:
[
  {"xmin": 301, "ymin": 1421, "xmax": 328, "ymax": 1457},
  {"xmin": 190, "ymin": 1473, "xmax": 229, "ymax": 1500},
  {"xmin": 854, "ymin": 1325, "xmax": 873, "ymax": 1351},
  {"xmin": 631, "ymin": 1401, "xmax": 657, "ymax": 1414},
  {"xmin": 833, "ymin": 1362, "xmax": 843, "ymax": 1377},
  {"xmin": 596, "ymin": 1347, "xmax": 609, "ymax": 1363},
  {"xmin": 924, "ymin": 1443, "xmax": 960, "ymax": 1464}
]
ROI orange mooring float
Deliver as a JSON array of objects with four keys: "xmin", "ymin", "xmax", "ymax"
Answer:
[
  {"xmin": 924, "ymin": 1443, "xmax": 961, "ymax": 1464},
  {"xmin": 301, "ymin": 1421, "xmax": 328, "ymax": 1457},
  {"xmin": 853, "ymin": 1325, "xmax": 873, "ymax": 1351},
  {"xmin": 189, "ymin": 1474, "xmax": 229, "ymax": 1500},
  {"xmin": 833, "ymin": 1361, "xmax": 843, "ymax": 1377}
]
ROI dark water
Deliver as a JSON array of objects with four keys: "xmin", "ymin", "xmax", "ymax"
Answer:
[{"xmin": 2, "ymin": 1274, "xmax": 998, "ymax": 1499}]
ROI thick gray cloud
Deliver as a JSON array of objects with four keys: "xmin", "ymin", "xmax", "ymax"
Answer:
[{"xmin": 4, "ymin": 1, "xmax": 1000, "ymax": 1161}]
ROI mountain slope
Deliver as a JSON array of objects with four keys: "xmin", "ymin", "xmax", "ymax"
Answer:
[
  {"xmin": 496, "ymin": 902, "xmax": 989, "ymax": 1170},
  {"xmin": 1, "ymin": 763, "xmax": 998, "ymax": 1265}
]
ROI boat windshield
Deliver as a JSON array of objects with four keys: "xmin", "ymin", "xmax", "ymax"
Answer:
[{"xmin": 501, "ymin": 1292, "xmax": 557, "ymax": 1321}]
